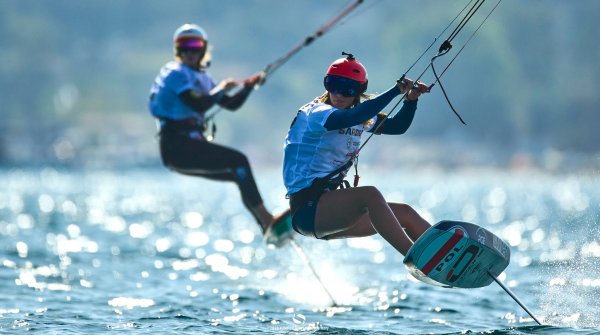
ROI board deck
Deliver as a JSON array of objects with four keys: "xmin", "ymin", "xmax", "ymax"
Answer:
[{"xmin": 403, "ymin": 220, "xmax": 510, "ymax": 288}]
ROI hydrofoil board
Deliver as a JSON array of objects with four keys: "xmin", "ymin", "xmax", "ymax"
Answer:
[{"xmin": 403, "ymin": 220, "xmax": 510, "ymax": 288}]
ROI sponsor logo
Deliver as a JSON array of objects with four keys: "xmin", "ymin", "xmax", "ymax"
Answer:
[
  {"xmin": 446, "ymin": 244, "xmax": 480, "ymax": 282},
  {"xmin": 449, "ymin": 225, "xmax": 469, "ymax": 238},
  {"xmin": 421, "ymin": 229, "xmax": 465, "ymax": 275},
  {"xmin": 492, "ymin": 236, "xmax": 510, "ymax": 259},
  {"xmin": 475, "ymin": 228, "xmax": 487, "ymax": 245},
  {"xmin": 434, "ymin": 244, "xmax": 465, "ymax": 273},
  {"xmin": 338, "ymin": 128, "xmax": 363, "ymax": 136}
]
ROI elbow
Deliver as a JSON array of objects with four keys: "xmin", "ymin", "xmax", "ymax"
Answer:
[
  {"xmin": 220, "ymin": 102, "xmax": 242, "ymax": 111},
  {"xmin": 389, "ymin": 126, "xmax": 409, "ymax": 135},
  {"xmin": 383, "ymin": 125, "xmax": 409, "ymax": 135}
]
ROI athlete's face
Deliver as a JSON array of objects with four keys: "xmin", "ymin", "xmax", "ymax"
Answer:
[
  {"xmin": 329, "ymin": 92, "xmax": 356, "ymax": 109},
  {"xmin": 180, "ymin": 48, "xmax": 205, "ymax": 69}
]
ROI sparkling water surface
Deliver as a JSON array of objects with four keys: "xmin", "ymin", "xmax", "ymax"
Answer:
[{"xmin": 1, "ymin": 167, "xmax": 599, "ymax": 334}]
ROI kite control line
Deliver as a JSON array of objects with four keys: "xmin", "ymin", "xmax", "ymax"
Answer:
[
  {"xmin": 260, "ymin": 0, "xmax": 364, "ymax": 83},
  {"xmin": 205, "ymin": 0, "xmax": 365, "ymax": 126},
  {"xmin": 358, "ymin": 0, "xmax": 503, "ymax": 157}
]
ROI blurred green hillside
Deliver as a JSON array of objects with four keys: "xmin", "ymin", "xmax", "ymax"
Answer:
[{"xmin": 1, "ymin": 0, "xmax": 598, "ymax": 170}]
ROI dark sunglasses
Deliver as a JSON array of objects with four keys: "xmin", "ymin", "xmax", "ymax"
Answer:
[{"xmin": 323, "ymin": 75, "xmax": 362, "ymax": 97}]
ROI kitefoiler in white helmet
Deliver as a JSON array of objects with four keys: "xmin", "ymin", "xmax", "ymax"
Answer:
[{"xmin": 148, "ymin": 23, "xmax": 292, "ymax": 246}]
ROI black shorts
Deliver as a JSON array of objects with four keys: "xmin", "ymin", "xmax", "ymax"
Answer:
[{"xmin": 289, "ymin": 188, "xmax": 326, "ymax": 239}]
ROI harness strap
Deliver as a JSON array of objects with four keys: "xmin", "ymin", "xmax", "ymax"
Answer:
[
  {"xmin": 313, "ymin": 160, "xmax": 353, "ymax": 190},
  {"xmin": 289, "ymin": 159, "xmax": 353, "ymax": 213},
  {"xmin": 159, "ymin": 118, "xmax": 205, "ymax": 138}
]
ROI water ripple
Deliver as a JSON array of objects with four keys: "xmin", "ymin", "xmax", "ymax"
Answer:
[{"xmin": 0, "ymin": 168, "xmax": 599, "ymax": 334}]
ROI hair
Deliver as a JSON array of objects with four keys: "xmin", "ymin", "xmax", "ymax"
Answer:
[
  {"xmin": 316, "ymin": 91, "xmax": 372, "ymax": 106},
  {"xmin": 316, "ymin": 91, "xmax": 375, "ymax": 127}
]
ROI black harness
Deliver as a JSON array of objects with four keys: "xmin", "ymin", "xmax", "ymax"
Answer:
[
  {"xmin": 289, "ymin": 160, "xmax": 352, "ymax": 215},
  {"xmin": 158, "ymin": 118, "xmax": 205, "ymax": 137}
]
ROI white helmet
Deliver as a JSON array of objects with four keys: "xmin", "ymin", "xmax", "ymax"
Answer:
[{"xmin": 173, "ymin": 23, "xmax": 207, "ymax": 49}]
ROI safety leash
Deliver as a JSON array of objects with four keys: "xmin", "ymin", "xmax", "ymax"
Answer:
[{"xmin": 429, "ymin": 0, "xmax": 504, "ymax": 125}]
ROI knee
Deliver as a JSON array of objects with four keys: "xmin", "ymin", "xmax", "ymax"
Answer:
[
  {"xmin": 234, "ymin": 166, "xmax": 250, "ymax": 182},
  {"xmin": 390, "ymin": 202, "xmax": 417, "ymax": 219},
  {"xmin": 232, "ymin": 150, "xmax": 250, "ymax": 167},
  {"xmin": 361, "ymin": 186, "xmax": 386, "ymax": 203}
]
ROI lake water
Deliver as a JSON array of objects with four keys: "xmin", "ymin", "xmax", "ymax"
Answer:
[{"xmin": 0, "ymin": 167, "xmax": 599, "ymax": 334}]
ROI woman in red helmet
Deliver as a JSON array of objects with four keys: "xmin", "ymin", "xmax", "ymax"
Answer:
[
  {"xmin": 149, "ymin": 24, "xmax": 292, "ymax": 245},
  {"xmin": 283, "ymin": 52, "xmax": 431, "ymax": 255}
]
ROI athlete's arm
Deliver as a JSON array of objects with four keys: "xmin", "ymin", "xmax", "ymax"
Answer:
[
  {"xmin": 371, "ymin": 100, "xmax": 417, "ymax": 135},
  {"xmin": 324, "ymin": 86, "xmax": 400, "ymax": 131},
  {"xmin": 179, "ymin": 89, "xmax": 224, "ymax": 113},
  {"xmin": 218, "ymin": 85, "xmax": 253, "ymax": 111},
  {"xmin": 178, "ymin": 76, "xmax": 240, "ymax": 113}
]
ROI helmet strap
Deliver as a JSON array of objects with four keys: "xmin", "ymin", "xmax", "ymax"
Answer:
[{"xmin": 359, "ymin": 80, "xmax": 368, "ymax": 94}]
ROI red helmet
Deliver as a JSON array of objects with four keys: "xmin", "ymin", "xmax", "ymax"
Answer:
[
  {"xmin": 325, "ymin": 52, "xmax": 368, "ymax": 84},
  {"xmin": 324, "ymin": 52, "xmax": 368, "ymax": 96}
]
